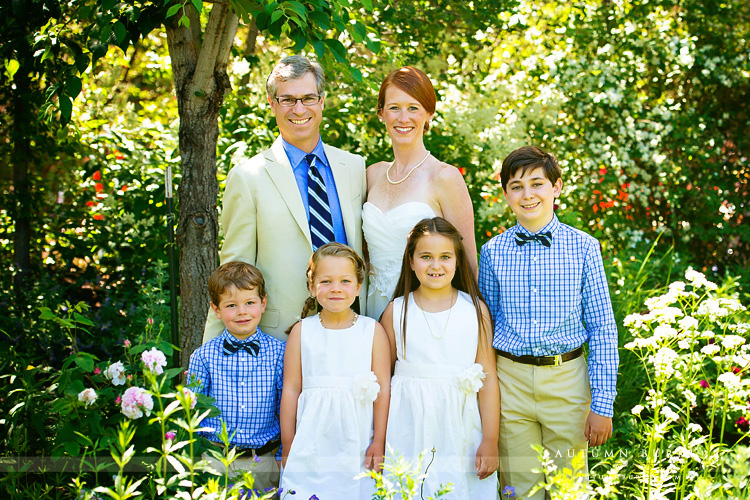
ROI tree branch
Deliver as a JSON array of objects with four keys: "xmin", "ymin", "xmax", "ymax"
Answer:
[{"xmin": 191, "ymin": 1, "xmax": 238, "ymax": 96}]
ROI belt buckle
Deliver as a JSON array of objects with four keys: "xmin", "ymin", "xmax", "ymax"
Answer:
[{"xmin": 553, "ymin": 354, "xmax": 563, "ymax": 366}]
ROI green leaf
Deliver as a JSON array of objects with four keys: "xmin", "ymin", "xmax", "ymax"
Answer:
[
  {"xmin": 191, "ymin": 0, "xmax": 203, "ymax": 12},
  {"xmin": 179, "ymin": 14, "xmax": 191, "ymax": 28},
  {"xmin": 59, "ymin": 95, "xmax": 73, "ymax": 121},
  {"xmin": 270, "ymin": 10, "xmax": 283, "ymax": 24},
  {"xmin": 73, "ymin": 311, "xmax": 94, "ymax": 326},
  {"xmin": 64, "ymin": 440, "xmax": 80, "ymax": 457},
  {"xmin": 166, "ymin": 4, "xmax": 181, "ymax": 18},
  {"xmin": 4, "ymin": 59, "xmax": 20, "ymax": 80},
  {"xmin": 364, "ymin": 36, "xmax": 380, "ymax": 54},
  {"xmin": 360, "ymin": 0, "xmax": 372, "ymax": 10},
  {"xmin": 112, "ymin": 21, "xmax": 127, "ymax": 44},
  {"xmin": 290, "ymin": 30, "xmax": 307, "ymax": 52},
  {"xmin": 74, "ymin": 356, "xmax": 95, "ymax": 372},
  {"xmin": 287, "ymin": 1, "xmax": 308, "ymax": 19},
  {"xmin": 308, "ymin": 11, "xmax": 330, "ymax": 30},
  {"xmin": 352, "ymin": 21, "xmax": 367, "ymax": 43},
  {"xmin": 324, "ymin": 39, "xmax": 347, "ymax": 63},
  {"xmin": 102, "ymin": 0, "xmax": 116, "ymax": 10},
  {"xmin": 164, "ymin": 367, "xmax": 183, "ymax": 379},
  {"xmin": 349, "ymin": 66, "xmax": 362, "ymax": 82},
  {"xmin": 311, "ymin": 39, "xmax": 325, "ymax": 60},
  {"xmin": 75, "ymin": 53, "xmax": 90, "ymax": 73}
]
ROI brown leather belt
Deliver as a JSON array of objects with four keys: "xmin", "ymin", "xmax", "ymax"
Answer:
[{"xmin": 496, "ymin": 346, "xmax": 584, "ymax": 366}]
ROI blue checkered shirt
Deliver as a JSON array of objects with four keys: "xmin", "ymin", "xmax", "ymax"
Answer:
[
  {"xmin": 188, "ymin": 328, "xmax": 285, "ymax": 458},
  {"xmin": 478, "ymin": 215, "xmax": 619, "ymax": 417}
]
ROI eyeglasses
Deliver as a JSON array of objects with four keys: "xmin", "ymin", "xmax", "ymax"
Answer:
[{"xmin": 274, "ymin": 95, "xmax": 322, "ymax": 107}]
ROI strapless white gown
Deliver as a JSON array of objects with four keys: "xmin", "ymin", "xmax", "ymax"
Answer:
[{"xmin": 362, "ymin": 201, "xmax": 435, "ymax": 320}]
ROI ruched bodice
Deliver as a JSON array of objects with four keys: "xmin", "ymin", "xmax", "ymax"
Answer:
[{"xmin": 362, "ymin": 201, "xmax": 435, "ymax": 319}]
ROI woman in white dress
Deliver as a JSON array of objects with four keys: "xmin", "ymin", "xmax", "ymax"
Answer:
[{"xmin": 363, "ymin": 67, "xmax": 477, "ymax": 320}]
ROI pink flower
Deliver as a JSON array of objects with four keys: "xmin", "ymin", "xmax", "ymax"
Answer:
[
  {"xmin": 123, "ymin": 339, "xmax": 131, "ymax": 348},
  {"xmin": 700, "ymin": 380, "xmax": 710, "ymax": 388},
  {"xmin": 165, "ymin": 431, "xmax": 176, "ymax": 441},
  {"xmin": 737, "ymin": 417, "xmax": 749, "ymax": 428},
  {"xmin": 93, "ymin": 367, "xmax": 102, "ymax": 375},
  {"xmin": 147, "ymin": 318, "xmax": 154, "ymax": 325},
  {"xmin": 121, "ymin": 387, "xmax": 154, "ymax": 419},
  {"xmin": 179, "ymin": 387, "xmax": 197, "ymax": 409},
  {"xmin": 115, "ymin": 395, "xmax": 122, "ymax": 404},
  {"xmin": 141, "ymin": 347, "xmax": 168, "ymax": 375}
]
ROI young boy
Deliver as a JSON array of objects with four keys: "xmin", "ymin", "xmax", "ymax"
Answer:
[
  {"xmin": 478, "ymin": 146, "xmax": 619, "ymax": 499},
  {"xmin": 188, "ymin": 261, "xmax": 285, "ymax": 490}
]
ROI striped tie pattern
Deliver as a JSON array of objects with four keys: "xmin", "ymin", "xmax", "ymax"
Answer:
[
  {"xmin": 515, "ymin": 231, "xmax": 552, "ymax": 247},
  {"xmin": 306, "ymin": 154, "xmax": 334, "ymax": 250}
]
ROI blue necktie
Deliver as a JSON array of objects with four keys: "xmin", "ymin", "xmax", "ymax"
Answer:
[
  {"xmin": 223, "ymin": 337, "xmax": 260, "ymax": 356},
  {"xmin": 515, "ymin": 231, "xmax": 552, "ymax": 248},
  {"xmin": 307, "ymin": 154, "xmax": 334, "ymax": 250}
]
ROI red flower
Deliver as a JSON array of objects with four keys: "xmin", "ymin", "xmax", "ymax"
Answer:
[
  {"xmin": 92, "ymin": 170, "xmax": 101, "ymax": 180},
  {"xmin": 700, "ymin": 379, "xmax": 710, "ymax": 388},
  {"xmin": 121, "ymin": 185, "xmax": 128, "ymax": 192},
  {"xmin": 115, "ymin": 151, "xmax": 124, "ymax": 160},
  {"xmin": 85, "ymin": 201, "xmax": 95, "ymax": 207},
  {"xmin": 458, "ymin": 167, "xmax": 467, "ymax": 176},
  {"xmin": 93, "ymin": 214, "xmax": 104, "ymax": 221},
  {"xmin": 732, "ymin": 366, "xmax": 741, "ymax": 374},
  {"xmin": 95, "ymin": 183, "xmax": 104, "ymax": 193}
]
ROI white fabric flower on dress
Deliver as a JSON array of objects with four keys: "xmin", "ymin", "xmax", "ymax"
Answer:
[
  {"xmin": 352, "ymin": 371, "xmax": 380, "ymax": 404},
  {"xmin": 456, "ymin": 363, "xmax": 486, "ymax": 394}
]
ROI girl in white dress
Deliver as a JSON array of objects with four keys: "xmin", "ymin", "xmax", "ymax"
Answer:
[
  {"xmin": 364, "ymin": 67, "xmax": 477, "ymax": 321},
  {"xmin": 280, "ymin": 243, "xmax": 391, "ymax": 500},
  {"xmin": 382, "ymin": 217, "xmax": 500, "ymax": 500}
]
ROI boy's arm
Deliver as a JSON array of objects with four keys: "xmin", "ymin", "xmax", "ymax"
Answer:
[
  {"xmin": 280, "ymin": 324, "xmax": 303, "ymax": 467},
  {"xmin": 186, "ymin": 348, "xmax": 210, "ymax": 395},
  {"xmin": 365, "ymin": 323, "xmax": 391, "ymax": 471},
  {"xmin": 581, "ymin": 239, "xmax": 619, "ymax": 423},
  {"xmin": 474, "ymin": 303, "xmax": 500, "ymax": 479}
]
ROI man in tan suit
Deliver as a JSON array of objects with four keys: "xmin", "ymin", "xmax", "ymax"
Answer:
[{"xmin": 204, "ymin": 55, "xmax": 366, "ymax": 342}]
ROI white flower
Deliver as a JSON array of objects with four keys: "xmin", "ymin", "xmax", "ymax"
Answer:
[
  {"xmin": 141, "ymin": 347, "xmax": 168, "ymax": 375},
  {"xmin": 179, "ymin": 387, "xmax": 197, "ymax": 409},
  {"xmin": 648, "ymin": 347, "xmax": 678, "ymax": 380},
  {"xmin": 652, "ymin": 307, "xmax": 683, "ymax": 324},
  {"xmin": 625, "ymin": 337, "xmax": 657, "ymax": 350},
  {"xmin": 653, "ymin": 324, "xmax": 678, "ymax": 341},
  {"xmin": 732, "ymin": 353, "xmax": 750, "ymax": 368},
  {"xmin": 78, "ymin": 388, "xmax": 98, "ymax": 407},
  {"xmin": 104, "ymin": 361, "xmax": 126, "ymax": 386},
  {"xmin": 661, "ymin": 406, "xmax": 680, "ymax": 422},
  {"xmin": 645, "ymin": 293, "xmax": 678, "ymax": 311},
  {"xmin": 456, "ymin": 363, "xmax": 486, "ymax": 394},
  {"xmin": 686, "ymin": 470, "xmax": 699, "ymax": 481},
  {"xmin": 631, "ymin": 404, "xmax": 645, "ymax": 415},
  {"xmin": 687, "ymin": 423, "xmax": 702, "ymax": 433},
  {"xmin": 677, "ymin": 340, "xmax": 691, "ymax": 350},
  {"xmin": 683, "ymin": 390, "xmax": 697, "ymax": 408},
  {"xmin": 729, "ymin": 323, "xmax": 750, "ymax": 335},
  {"xmin": 700, "ymin": 330, "xmax": 715, "ymax": 339},
  {"xmin": 668, "ymin": 281, "xmax": 686, "ymax": 292},
  {"xmin": 352, "ymin": 371, "xmax": 380, "ymax": 404},
  {"xmin": 685, "ymin": 267, "xmax": 706, "ymax": 285},
  {"xmin": 624, "ymin": 313, "xmax": 647, "ymax": 329},
  {"xmin": 678, "ymin": 316, "xmax": 699, "ymax": 332},
  {"xmin": 720, "ymin": 335, "xmax": 746, "ymax": 351},
  {"xmin": 700, "ymin": 344, "xmax": 720, "ymax": 356},
  {"xmin": 717, "ymin": 372, "xmax": 742, "ymax": 391}
]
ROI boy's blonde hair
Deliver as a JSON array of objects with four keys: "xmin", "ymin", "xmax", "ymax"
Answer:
[{"xmin": 208, "ymin": 261, "xmax": 267, "ymax": 305}]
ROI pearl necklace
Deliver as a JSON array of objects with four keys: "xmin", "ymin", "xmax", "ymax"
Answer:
[
  {"xmin": 319, "ymin": 311, "xmax": 358, "ymax": 329},
  {"xmin": 386, "ymin": 151, "xmax": 431, "ymax": 185},
  {"xmin": 415, "ymin": 289, "xmax": 455, "ymax": 340}
]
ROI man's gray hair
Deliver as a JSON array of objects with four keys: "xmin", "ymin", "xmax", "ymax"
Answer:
[{"xmin": 266, "ymin": 55, "xmax": 326, "ymax": 98}]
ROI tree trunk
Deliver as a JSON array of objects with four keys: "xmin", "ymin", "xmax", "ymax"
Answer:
[
  {"xmin": 11, "ymin": 52, "xmax": 32, "ymax": 309},
  {"xmin": 165, "ymin": 3, "xmax": 239, "ymax": 367}
]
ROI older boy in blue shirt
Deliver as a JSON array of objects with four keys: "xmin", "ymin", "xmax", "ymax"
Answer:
[
  {"xmin": 188, "ymin": 261, "xmax": 285, "ymax": 490},
  {"xmin": 479, "ymin": 146, "xmax": 618, "ymax": 499}
]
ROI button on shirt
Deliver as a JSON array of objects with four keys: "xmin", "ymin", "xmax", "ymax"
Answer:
[
  {"xmin": 187, "ymin": 328, "xmax": 285, "ymax": 457},
  {"xmin": 284, "ymin": 138, "xmax": 348, "ymax": 245},
  {"xmin": 478, "ymin": 215, "xmax": 619, "ymax": 417}
]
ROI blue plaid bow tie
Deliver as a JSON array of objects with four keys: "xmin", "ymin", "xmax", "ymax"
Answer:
[
  {"xmin": 223, "ymin": 337, "xmax": 260, "ymax": 356},
  {"xmin": 515, "ymin": 231, "xmax": 552, "ymax": 248}
]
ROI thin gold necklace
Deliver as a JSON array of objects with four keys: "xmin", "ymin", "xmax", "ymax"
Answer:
[
  {"xmin": 319, "ymin": 310, "xmax": 358, "ymax": 329},
  {"xmin": 415, "ymin": 289, "xmax": 455, "ymax": 339},
  {"xmin": 386, "ymin": 151, "xmax": 431, "ymax": 185}
]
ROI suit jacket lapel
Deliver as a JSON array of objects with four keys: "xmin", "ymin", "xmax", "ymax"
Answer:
[
  {"xmin": 324, "ymin": 144, "xmax": 356, "ymax": 245},
  {"xmin": 265, "ymin": 137, "xmax": 312, "ymax": 247}
]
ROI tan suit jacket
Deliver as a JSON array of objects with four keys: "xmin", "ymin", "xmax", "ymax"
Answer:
[{"xmin": 204, "ymin": 137, "xmax": 367, "ymax": 341}]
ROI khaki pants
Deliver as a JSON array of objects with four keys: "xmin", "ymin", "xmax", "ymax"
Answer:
[
  {"xmin": 497, "ymin": 355, "xmax": 590, "ymax": 500},
  {"xmin": 203, "ymin": 446, "xmax": 280, "ymax": 493}
]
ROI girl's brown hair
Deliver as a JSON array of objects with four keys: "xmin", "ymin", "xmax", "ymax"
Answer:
[
  {"xmin": 286, "ymin": 242, "xmax": 365, "ymax": 333},
  {"xmin": 392, "ymin": 217, "xmax": 487, "ymax": 355},
  {"xmin": 377, "ymin": 66, "xmax": 437, "ymax": 132}
]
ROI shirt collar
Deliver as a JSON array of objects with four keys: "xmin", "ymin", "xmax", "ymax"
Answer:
[
  {"xmin": 282, "ymin": 137, "xmax": 327, "ymax": 171},
  {"xmin": 220, "ymin": 327, "xmax": 263, "ymax": 344},
  {"xmin": 516, "ymin": 213, "xmax": 560, "ymax": 237}
]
